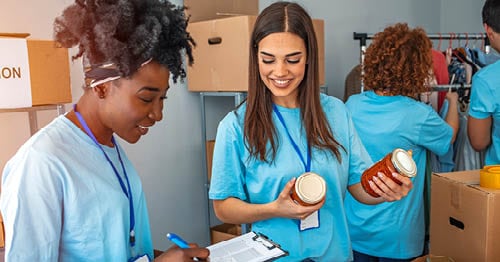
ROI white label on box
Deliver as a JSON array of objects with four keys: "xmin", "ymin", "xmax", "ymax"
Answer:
[{"xmin": 0, "ymin": 38, "xmax": 32, "ymax": 108}]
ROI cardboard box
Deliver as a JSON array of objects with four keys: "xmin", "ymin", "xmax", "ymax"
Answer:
[
  {"xmin": 430, "ymin": 170, "xmax": 500, "ymax": 261},
  {"xmin": 0, "ymin": 33, "xmax": 71, "ymax": 108},
  {"xmin": 184, "ymin": 0, "xmax": 258, "ymax": 23},
  {"xmin": 210, "ymin": 223, "xmax": 241, "ymax": 244},
  {"xmin": 206, "ymin": 140, "xmax": 215, "ymax": 182},
  {"xmin": 187, "ymin": 16, "xmax": 325, "ymax": 91}
]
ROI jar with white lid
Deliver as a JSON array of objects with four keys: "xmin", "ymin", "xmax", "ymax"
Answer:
[
  {"xmin": 361, "ymin": 148, "xmax": 417, "ymax": 198},
  {"xmin": 290, "ymin": 172, "xmax": 326, "ymax": 206}
]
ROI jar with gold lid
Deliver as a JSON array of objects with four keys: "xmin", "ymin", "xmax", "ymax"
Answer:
[
  {"xmin": 361, "ymin": 148, "xmax": 417, "ymax": 197},
  {"xmin": 290, "ymin": 172, "xmax": 326, "ymax": 206}
]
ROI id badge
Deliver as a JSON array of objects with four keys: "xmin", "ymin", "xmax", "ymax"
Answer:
[
  {"xmin": 129, "ymin": 254, "xmax": 150, "ymax": 262},
  {"xmin": 299, "ymin": 210, "xmax": 320, "ymax": 231}
]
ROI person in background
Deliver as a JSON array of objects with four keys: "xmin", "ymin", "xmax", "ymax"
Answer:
[
  {"xmin": 344, "ymin": 23, "xmax": 459, "ymax": 261},
  {"xmin": 0, "ymin": 0, "xmax": 209, "ymax": 261},
  {"xmin": 468, "ymin": 0, "xmax": 500, "ymax": 165},
  {"xmin": 208, "ymin": 2, "xmax": 413, "ymax": 261}
]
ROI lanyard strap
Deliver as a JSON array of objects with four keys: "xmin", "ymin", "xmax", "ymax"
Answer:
[
  {"xmin": 73, "ymin": 104, "xmax": 136, "ymax": 246},
  {"xmin": 272, "ymin": 104, "xmax": 311, "ymax": 172}
]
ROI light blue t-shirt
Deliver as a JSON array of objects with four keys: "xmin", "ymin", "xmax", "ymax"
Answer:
[
  {"xmin": 209, "ymin": 93, "xmax": 372, "ymax": 261},
  {"xmin": 0, "ymin": 115, "xmax": 153, "ymax": 261},
  {"xmin": 344, "ymin": 91, "xmax": 453, "ymax": 259},
  {"xmin": 468, "ymin": 60, "xmax": 500, "ymax": 165}
]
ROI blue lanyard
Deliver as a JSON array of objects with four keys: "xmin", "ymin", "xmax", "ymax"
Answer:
[
  {"xmin": 73, "ymin": 104, "xmax": 136, "ymax": 247},
  {"xmin": 272, "ymin": 104, "xmax": 311, "ymax": 172}
]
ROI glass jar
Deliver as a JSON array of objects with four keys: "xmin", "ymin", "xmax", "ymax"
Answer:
[
  {"xmin": 290, "ymin": 172, "xmax": 326, "ymax": 206},
  {"xmin": 361, "ymin": 148, "xmax": 417, "ymax": 197}
]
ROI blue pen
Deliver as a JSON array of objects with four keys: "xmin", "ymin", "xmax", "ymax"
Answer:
[{"xmin": 166, "ymin": 233, "xmax": 190, "ymax": 248}]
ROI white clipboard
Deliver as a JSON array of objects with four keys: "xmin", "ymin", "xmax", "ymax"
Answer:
[{"xmin": 207, "ymin": 231, "xmax": 288, "ymax": 262}]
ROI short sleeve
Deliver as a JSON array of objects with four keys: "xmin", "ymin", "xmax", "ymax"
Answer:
[
  {"xmin": 418, "ymin": 109, "xmax": 453, "ymax": 156},
  {"xmin": 469, "ymin": 75, "xmax": 496, "ymax": 119},
  {"xmin": 209, "ymin": 112, "xmax": 248, "ymax": 201},
  {"xmin": 1, "ymin": 150, "xmax": 63, "ymax": 261}
]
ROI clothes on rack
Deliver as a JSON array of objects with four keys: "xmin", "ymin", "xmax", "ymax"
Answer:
[
  {"xmin": 432, "ymin": 49, "xmax": 449, "ymax": 85},
  {"xmin": 430, "ymin": 99, "xmax": 485, "ymax": 172},
  {"xmin": 432, "ymin": 49, "xmax": 450, "ymax": 111},
  {"xmin": 343, "ymin": 64, "xmax": 362, "ymax": 102}
]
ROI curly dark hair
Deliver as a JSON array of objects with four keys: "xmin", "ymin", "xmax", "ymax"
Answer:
[
  {"xmin": 363, "ymin": 23, "xmax": 433, "ymax": 98},
  {"xmin": 53, "ymin": 0, "xmax": 195, "ymax": 83}
]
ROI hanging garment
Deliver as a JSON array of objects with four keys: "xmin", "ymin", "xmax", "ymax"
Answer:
[{"xmin": 343, "ymin": 64, "xmax": 362, "ymax": 102}]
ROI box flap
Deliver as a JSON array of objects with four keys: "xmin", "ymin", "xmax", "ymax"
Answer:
[
  {"xmin": 434, "ymin": 170, "xmax": 480, "ymax": 185},
  {"xmin": 435, "ymin": 170, "xmax": 500, "ymax": 194},
  {"xmin": 0, "ymin": 33, "xmax": 30, "ymax": 38},
  {"xmin": 185, "ymin": 0, "xmax": 258, "ymax": 22}
]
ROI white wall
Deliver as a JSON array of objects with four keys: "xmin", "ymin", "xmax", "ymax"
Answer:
[
  {"xmin": 441, "ymin": 0, "xmax": 485, "ymax": 33},
  {"xmin": 0, "ymin": 0, "xmax": 486, "ymax": 253}
]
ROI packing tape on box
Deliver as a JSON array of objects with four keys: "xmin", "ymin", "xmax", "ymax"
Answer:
[{"xmin": 480, "ymin": 165, "xmax": 500, "ymax": 189}]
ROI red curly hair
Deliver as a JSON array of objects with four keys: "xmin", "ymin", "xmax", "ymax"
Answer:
[{"xmin": 363, "ymin": 23, "xmax": 433, "ymax": 98}]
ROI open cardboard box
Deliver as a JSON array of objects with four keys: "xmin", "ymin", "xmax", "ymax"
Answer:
[
  {"xmin": 0, "ymin": 33, "xmax": 71, "ymax": 108},
  {"xmin": 210, "ymin": 223, "xmax": 241, "ymax": 244}
]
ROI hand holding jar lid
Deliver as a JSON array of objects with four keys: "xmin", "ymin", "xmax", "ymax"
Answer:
[
  {"xmin": 361, "ymin": 148, "xmax": 417, "ymax": 198},
  {"xmin": 290, "ymin": 172, "xmax": 327, "ymax": 206}
]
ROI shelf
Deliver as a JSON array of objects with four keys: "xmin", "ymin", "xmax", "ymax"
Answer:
[
  {"xmin": 199, "ymin": 92, "xmax": 248, "ymax": 241},
  {"xmin": 0, "ymin": 104, "xmax": 66, "ymax": 135}
]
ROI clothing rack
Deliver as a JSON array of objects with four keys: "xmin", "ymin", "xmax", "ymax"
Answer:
[
  {"xmin": 353, "ymin": 32, "xmax": 490, "ymax": 92},
  {"xmin": 430, "ymin": 84, "xmax": 471, "ymax": 92}
]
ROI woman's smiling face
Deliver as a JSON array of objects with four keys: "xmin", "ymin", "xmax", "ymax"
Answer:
[
  {"xmin": 101, "ymin": 61, "xmax": 170, "ymax": 144},
  {"xmin": 257, "ymin": 32, "xmax": 307, "ymax": 108}
]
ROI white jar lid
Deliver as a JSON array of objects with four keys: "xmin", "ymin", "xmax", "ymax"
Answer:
[
  {"xmin": 391, "ymin": 148, "xmax": 417, "ymax": 177},
  {"xmin": 295, "ymin": 172, "xmax": 326, "ymax": 204}
]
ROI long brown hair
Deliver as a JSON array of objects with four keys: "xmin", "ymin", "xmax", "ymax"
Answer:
[{"xmin": 245, "ymin": 1, "xmax": 344, "ymax": 163}]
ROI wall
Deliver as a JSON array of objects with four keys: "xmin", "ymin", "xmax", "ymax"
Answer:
[
  {"xmin": 440, "ymin": 0, "xmax": 485, "ymax": 33},
  {"xmin": 0, "ymin": 0, "xmax": 487, "ymax": 253}
]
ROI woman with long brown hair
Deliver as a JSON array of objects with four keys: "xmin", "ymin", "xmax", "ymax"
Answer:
[{"xmin": 209, "ymin": 2, "xmax": 413, "ymax": 261}]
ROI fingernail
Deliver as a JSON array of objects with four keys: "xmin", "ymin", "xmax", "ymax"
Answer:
[{"xmin": 378, "ymin": 172, "xmax": 384, "ymax": 178}]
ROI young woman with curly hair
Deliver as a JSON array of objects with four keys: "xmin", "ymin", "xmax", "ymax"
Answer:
[
  {"xmin": 0, "ymin": 0, "xmax": 208, "ymax": 261},
  {"xmin": 344, "ymin": 23, "xmax": 459, "ymax": 261}
]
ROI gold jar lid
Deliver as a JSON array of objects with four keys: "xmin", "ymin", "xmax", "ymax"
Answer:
[
  {"xmin": 295, "ymin": 172, "xmax": 326, "ymax": 204},
  {"xmin": 391, "ymin": 148, "xmax": 417, "ymax": 177}
]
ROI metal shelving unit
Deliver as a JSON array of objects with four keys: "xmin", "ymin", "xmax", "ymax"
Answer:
[
  {"xmin": 0, "ymin": 104, "xmax": 66, "ymax": 135},
  {"xmin": 199, "ymin": 92, "xmax": 248, "ymax": 242}
]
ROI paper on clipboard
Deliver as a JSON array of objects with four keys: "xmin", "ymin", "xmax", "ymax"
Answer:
[{"xmin": 207, "ymin": 231, "xmax": 288, "ymax": 262}]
